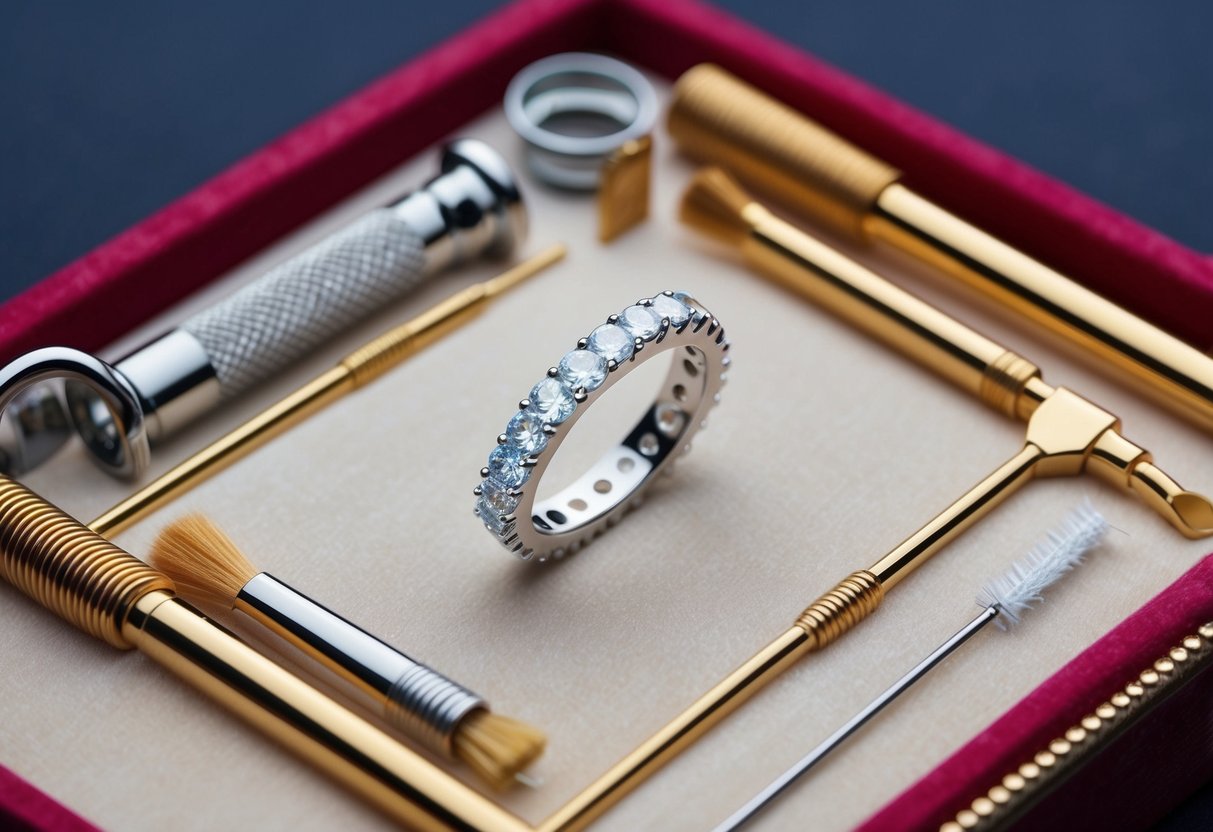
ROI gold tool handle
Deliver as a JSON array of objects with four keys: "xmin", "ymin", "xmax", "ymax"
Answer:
[
  {"xmin": 867, "ymin": 185, "xmax": 1213, "ymax": 432},
  {"xmin": 681, "ymin": 167, "xmax": 1041, "ymax": 419},
  {"xmin": 742, "ymin": 193, "xmax": 1041, "ymax": 420},
  {"xmin": 671, "ymin": 63, "xmax": 1213, "ymax": 435},
  {"xmin": 0, "ymin": 476, "xmax": 528, "ymax": 832},
  {"xmin": 668, "ymin": 64, "xmax": 900, "ymax": 239},
  {"xmin": 683, "ymin": 169, "xmax": 1213, "ymax": 538},
  {"xmin": 0, "ymin": 477, "xmax": 174, "ymax": 648}
]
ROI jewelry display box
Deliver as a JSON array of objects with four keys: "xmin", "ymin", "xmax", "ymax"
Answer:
[{"xmin": 3, "ymin": 1, "xmax": 1213, "ymax": 830}]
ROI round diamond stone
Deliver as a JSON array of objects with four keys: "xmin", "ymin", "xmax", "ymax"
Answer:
[
  {"xmin": 558, "ymin": 349, "xmax": 607, "ymax": 393},
  {"xmin": 487, "ymin": 445, "xmax": 529, "ymax": 488},
  {"xmin": 587, "ymin": 323, "xmax": 634, "ymax": 364},
  {"xmin": 619, "ymin": 305, "xmax": 663, "ymax": 340},
  {"xmin": 477, "ymin": 479, "xmax": 519, "ymax": 535},
  {"xmin": 506, "ymin": 409, "xmax": 549, "ymax": 454},
  {"xmin": 529, "ymin": 377, "xmax": 576, "ymax": 425},
  {"xmin": 648, "ymin": 293, "xmax": 691, "ymax": 327}
]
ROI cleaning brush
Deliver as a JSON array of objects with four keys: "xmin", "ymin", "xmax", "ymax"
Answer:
[
  {"xmin": 714, "ymin": 503, "xmax": 1109, "ymax": 831},
  {"xmin": 150, "ymin": 514, "xmax": 545, "ymax": 790}
]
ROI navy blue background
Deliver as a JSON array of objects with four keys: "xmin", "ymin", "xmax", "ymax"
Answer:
[
  {"xmin": 3, "ymin": 1, "xmax": 1212, "ymax": 305},
  {"xmin": 1, "ymin": 1, "xmax": 1211, "ymax": 825}
]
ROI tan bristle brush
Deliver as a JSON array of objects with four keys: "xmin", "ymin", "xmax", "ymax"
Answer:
[{"xmin": 151, "ymin": 515, "xmax": 545, "ymax": 790}]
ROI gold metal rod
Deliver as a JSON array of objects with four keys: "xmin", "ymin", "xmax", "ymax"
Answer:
[
  {"xmin": 868, "ymin": 444, "xmax": 1041, "ymax": 588},
  {"xmin": 682, "ymin": 168, "xmax": 1212, "ymax": 539},
  {"xmin": 0, "ymin": 477, "xmax": 529, "ymax": 832},
  {"xmin": 539, "ymin": 628, "xmax": 812, "ymax": 832},
  {"xmin": 90, "ymin": 245, "xmax": 565, "ymax": 536},
  {"xmin": 669, "ymin": 63, "xmax": 1213, "ymax": 434}
]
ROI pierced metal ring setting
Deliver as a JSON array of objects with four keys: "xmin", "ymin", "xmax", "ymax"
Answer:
[{"xmin": 474, "ymin": 291, "xmax": 729, "ymax": 562}]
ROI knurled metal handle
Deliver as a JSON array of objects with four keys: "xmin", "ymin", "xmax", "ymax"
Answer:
[
  {"xmin": 668, "ymin": 63, "xmax": 901, "ymax": 239},
  {"xmin": 180, "ymin": 208, "xmax": 425, "ymax": 396}
]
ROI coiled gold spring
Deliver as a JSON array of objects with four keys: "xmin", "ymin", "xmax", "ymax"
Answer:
[
  {"xmin": 0, "ymin": 477, "xmax": 173, "ymax": 649},
  {"xmin": 795, "ymin": 570, "xmax": 885, "ymax": 650}
]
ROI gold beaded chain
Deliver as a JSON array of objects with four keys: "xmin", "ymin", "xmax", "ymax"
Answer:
[{"xmin": 942, "ymin": 622, "xmax": 1213, "ymax": 831}]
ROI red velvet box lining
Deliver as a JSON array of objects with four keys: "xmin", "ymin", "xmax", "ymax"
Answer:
[{"xmin": 3, "ymin": 0, "xmax": 1212, "ymax": 828}]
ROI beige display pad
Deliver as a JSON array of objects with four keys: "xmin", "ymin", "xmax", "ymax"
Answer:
[{"xmin": 6, "ymin": 78, "xmax": 1211, "ymax": 831}]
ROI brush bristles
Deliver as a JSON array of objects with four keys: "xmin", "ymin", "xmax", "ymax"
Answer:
[
  {"xmin": 149, "ymin": 515, "xmax": 258, "ymax": 608},
  {"xmin": 453, "ymin": 709, "xmax": 547, "ymax": 791},
  {"xmin": 680, "ymin": 167, "xmax": 758, "ymax": 247},
  {"xmin": 977, "ymin": 502, "xmax": 1108, "ymax": 628}
]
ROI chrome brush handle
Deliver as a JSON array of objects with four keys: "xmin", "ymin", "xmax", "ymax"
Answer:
[
  {"xmin": 238, "ymin": 572, "xmax": 485, "ymax": 757},
  {"xmin": 180, "ymin": 210, "xmax": 425, "ymax": 396}
]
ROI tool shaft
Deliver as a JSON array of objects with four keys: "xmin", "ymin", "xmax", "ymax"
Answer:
[
  {"xmin": 746, "ymin": 206, "xmax": 1040, "ymax": 421},
  {"xmin": 714, "ymin": 606, "xmax": 998, "ymax": 831},
  {"xmin": 868, "ymin": 185, "xmax": 1213, "ymax": 431}
]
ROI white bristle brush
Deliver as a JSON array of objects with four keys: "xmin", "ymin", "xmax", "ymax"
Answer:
[{"xmin": 715, "ymin": 503, "xmax": 1109, "ymax": 831}]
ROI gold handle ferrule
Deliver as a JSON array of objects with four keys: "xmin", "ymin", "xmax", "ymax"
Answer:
[
  {"xmin": 669, "ymin": 64, "xmax": 900, "ymax": 238},
  {"xmin": 794, "ymin": 570, "xmax": 885, "ymax": 648}
]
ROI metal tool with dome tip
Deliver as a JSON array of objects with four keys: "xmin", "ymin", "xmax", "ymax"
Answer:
[
  {"xmin": 0, "ymin": 139, "xmax": 526, "ymax": 480},
  {"xmin": 474, "ymin": 291, "xmax": 728, "ymax": 561}
]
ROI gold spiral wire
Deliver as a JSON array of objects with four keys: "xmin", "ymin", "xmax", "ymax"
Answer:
[
  {"xmin": 795, "ymin": 570, "xmax": 885, "ymax": 650},
  {"xmin": 0, "ymin": 478, "xmax": 173, "ymax": 649},
  {"xmin": 979, "ymin": 351, "xmax": 1041, "ymax": 419}
]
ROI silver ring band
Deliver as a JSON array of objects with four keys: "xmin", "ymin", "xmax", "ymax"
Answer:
[
  {"xmin": 474, "ymin": 291, "xmax": 729, "ymax": 562},
  {"xmin": 504, "ymin": 52, "xmax": 659, "ymax": 190}
]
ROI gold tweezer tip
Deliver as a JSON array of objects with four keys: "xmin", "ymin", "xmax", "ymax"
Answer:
[{"xmin": 1130, "ymin": 462, "xmax": 1213, "ymax": 539}]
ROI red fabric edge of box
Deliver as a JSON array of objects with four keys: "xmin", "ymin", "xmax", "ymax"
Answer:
[
  {"xmin": 0, "ymin": 766, "xmax": 99, "ymax": 832},
  {"xmin": 3, "ymin": 0, "xmax": 1212, "ymax": 828},
  {"xmin": 861, "ymin": 552, "xmax": 1213, "ymax": 831}
]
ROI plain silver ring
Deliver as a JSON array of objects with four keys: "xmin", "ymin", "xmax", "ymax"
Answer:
[{"xmin": 504, "ymin": 52, "xmax": 659, "ymax": 190}]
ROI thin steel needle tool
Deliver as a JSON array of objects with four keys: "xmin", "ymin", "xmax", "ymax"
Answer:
[{"xmin": 715, "ymin": 504, "xmax": 1109, "ymax": 831}]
